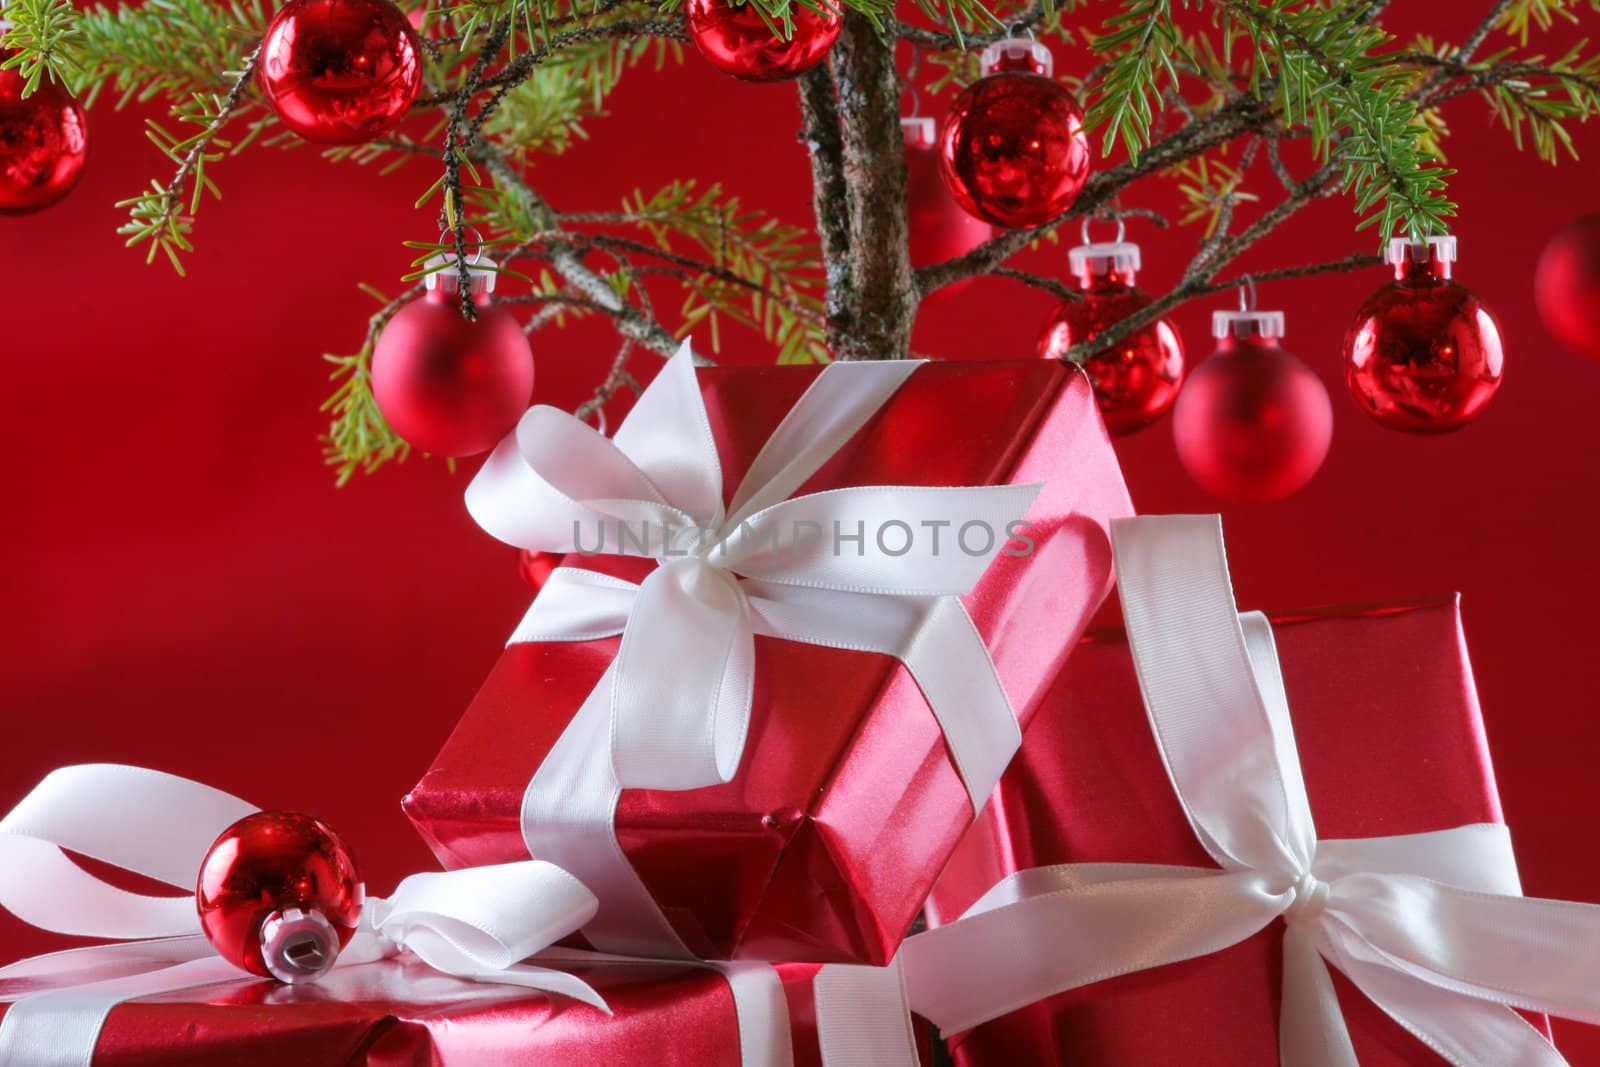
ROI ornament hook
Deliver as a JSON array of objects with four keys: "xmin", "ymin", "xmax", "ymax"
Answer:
[
  {"xmin": 438, "ymin": 226, "xmax": 488, "ymax": 265},
  {"xmin": 1238, "ymin": 274, "xmax": 1258, "ymax": 313},
  {"xmin": 903, "ymin": 80, "xmax": 922, "ymax": 120},
  {"xmin": 1006, "ymin": 21, "xmax": 1037, "ymax": 41},
  {"xmin": 585, "ymin": 405, "xmax": 609, "ymax": 438},
  {"xmin": 1079, "ymin": 214, "xmax": 1127, "ymax": 247}
]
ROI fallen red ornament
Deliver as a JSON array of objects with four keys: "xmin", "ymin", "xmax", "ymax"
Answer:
[
  {"xmin": 197, "ymin": 810, "xmax": 364, "ymax": 982},
  {"xmin": 372, "ymin": 255, "xmax": 535, "ymax": 458},
  {"xmin": 0, "ymin": 52, "xmax": 88, "ymax": 215},
  {"xmin": 903, "ymin": 116, "xmax": 993, "ymax": 300},
  {"xmin": 1343, "ymin": 235, "xmax": 1504, "ymax": 432},
  {"xmin": 1036, "ymin": 221, "xmax": 1184, "ymax": 435},
  {"xmin": 257, "ymin": 0, "xmax": 422, "ymax": 145},
  {"xmin": 937, "ymin": 37, "xmax": 1090, "ymax": 229},
  {"xmin": 1174, "ymin": 306, "xmax": 1332, "ymax": 503},
  {"xmin": 1535, "ymin": 212, "xmax": 1600, "ymax": 363},
  {"xmin": 684, "ymin": 0, "xmax": 841, "ymax": 83}
]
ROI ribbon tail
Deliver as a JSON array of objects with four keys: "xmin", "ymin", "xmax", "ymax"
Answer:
[
  {"xmin": 0, "ymin": 938, "xmax": 216, "ymax": 998},
  {"xmin": 1279, "ymin": 923, "xmax": 1358, "ymax": 1067},
  {"xmin": 443, "ymin": 961, "xmax": 611, "ymax": 1015},
  {"xmin": 899, "ymin": 868, "xmax": 1285, "ymax": 1035},
  {"xmin": 1334, "ymin": 872, "xmax": 1600, "ymax": 1026},
  {"xmin": 813, "ymin": 961, "xmax": 921, "ymax": 1067},
  {"xmin": 611, "ymin": 561, "xmax": 754, "ymax": 790},
  {"xmin": 522, "ymin": 666, "xmax": 691, "ymax": 958},
  {"xmin": 1332, "ymin": 946, "xmax": 1566, "ymax": 1067}
]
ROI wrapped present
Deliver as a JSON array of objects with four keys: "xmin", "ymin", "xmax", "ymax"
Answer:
[
  {"xmin": 403, "ymin": 345, "xmax": 1132, "ymax": 965},
  {"xmin": 891, "ymin": 516, "xmax": 1600, "ymax": 1067},
  {"xmin": 1, "ymin": 955, "xmax": 828, "ymax": 1067},
  {"xmin": 0, "ymin": 764, "xmax": 924, "ymax": 1067}
]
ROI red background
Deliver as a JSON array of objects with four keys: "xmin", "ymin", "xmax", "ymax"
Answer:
[{"xmin": 4, "ymin": 3, "xmax": 1600, "ymax": 1059}]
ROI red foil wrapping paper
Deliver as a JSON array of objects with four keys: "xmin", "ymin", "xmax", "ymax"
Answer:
[
  {"xmin": 926, "ymin": 596, "xmax": 1550, "ymax": 1066},
  {"xmin": 404, "ymin": 361, "xmax": 1133, "ymax": 965},
  {"xmin": 0, "ymin": 957, "xmax": 847, "ymax": 1066}
]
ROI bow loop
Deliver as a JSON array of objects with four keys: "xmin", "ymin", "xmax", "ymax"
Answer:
[{"xmin": 1112, "ymin": 517, "xmax": 1316, "ymax": 879}]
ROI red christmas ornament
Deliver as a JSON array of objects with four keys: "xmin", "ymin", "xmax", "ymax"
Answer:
[
  {"xmin": 518, "ymin": 548, "xmax": 561, "ymax": 592},
  {"xmin": 684, "ymin": 0, "xmax": 841, "ymax": 83},
  {"xmin": 197, "ymin": 811, "xmax": 363, "ymax": 983},
  {"xmin": 372, "ymin": 255, "xmax": 535, "ymax": 457},
  {"xmin": 903, "ymin": 116, "xmax": 993, "ymax": 298},
  {"xmin": 0, "ymin": 52, "xmax": 88, "ymax": 215},
  {"xmin": 1036, "ymin": 222, "xmax": 1184, "ymax": 435},
  {"xmin": 1535, "ymin": 213, "xmax": 1600, "ymax": 363},
  {"xmin": 1173, "ymin": 306, "xmax": 1332, "ymax": 503},
  {"xmin": 257, "ymin": 0, "xmax": 422, "ymax": 145},
  {"xmin": 1343, "ymin": 235, "xmax": 1504, "ymax": 433},
  {"xmin": 937, "ymin": 37, "xmax": 1090, "ymax": 229}
]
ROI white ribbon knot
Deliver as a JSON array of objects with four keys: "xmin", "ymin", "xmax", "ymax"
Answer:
[
  {"xmin": 1286, "ymin": 872, "xmax": 1331, "ymax": 924},
  {"xmin": 468, "ymin": 342, "xmax": 1041, "ymax": 804},
  {"xmin": 824, "ymin": 514, "xmax": 1600, "ymax": 1067}
]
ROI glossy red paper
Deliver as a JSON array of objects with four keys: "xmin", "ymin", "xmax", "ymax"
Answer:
[
  {"xmin": 404, "ymin": 361, "xmax": 1133, "ymax": 965},
  {"xmin": 926, "ymin": 597, "xmax": 1549, "ymax": 1066},
  {"xmin": 0, "ymin": 956, "xmax": 832, "ymax": 1067}
]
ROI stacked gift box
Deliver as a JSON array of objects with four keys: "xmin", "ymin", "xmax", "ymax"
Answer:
[{"xmin": 4, "ymin": 354, "xmax": 1597, "ymax": 1066}]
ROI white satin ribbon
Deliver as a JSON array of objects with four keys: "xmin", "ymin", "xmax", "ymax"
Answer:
[
  {"xmin": 828, "ymin": 514, "xmax": 1600, "ymax": 1067},
  {"xmin": 467, "ymin": 342, "xmax": 1040, "ymax": 955},
  {"xmin": 0, "ymin": 765, "xmax": 790, "ymax": 1067}
]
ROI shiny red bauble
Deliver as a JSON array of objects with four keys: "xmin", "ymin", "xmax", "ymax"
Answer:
[
  {"xmin": 937, "ymin": 38, "xmax": 1090, "ymax": 229},
  {"xmin": 1535, "ymin": 213, "xmax": 1600, "ymax": 363},
  {"xmin": 518, "ymin": 548, "xmax": 561, "ymax": 592},
  {"xmin": 904, "ymin": 117, "xmax": 993, "ymax": 298},
  {"xmin": 257, "ymin": 0, "xmax": 422, "ymax": 145},
  {"xmin": 0, "ymin": 55, "xmax": 88, "ymax": 215},
  {"xmin": 1036, "ymin": 237, "xmax": 1183, "ymax": 435},
  {"xmin": 1174, "ymin": 310, "xmax": 1332, "ymax": 503},
  {"xmin": 685, "ymin": 0, "xmax": 841, "ymax": 83},
  {"xmin": 1343, "ymin": 236, "xmax": 1503, "ymax": 432},
  {"xmin": 371, "ymin": 258, "xmax": 535, "ymax": 457},
  {"xmin": 197, "ymin": 811, "xmax": 363, "ymax": 983}
]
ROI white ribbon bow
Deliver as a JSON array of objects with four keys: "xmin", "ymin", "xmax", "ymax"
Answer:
[
  {"xmin": 846, "ymin": 514, "xmax": 1600, "ymax": 1067},
  {"xmin": 0, "ymin": 764, "xmax": 611, "ymax": 1067},
  {"xmin": 467, "ymin": 343, "xmax": 1042, "ymax": 956}
]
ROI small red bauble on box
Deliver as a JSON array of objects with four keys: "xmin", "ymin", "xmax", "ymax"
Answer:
[{"xmin": 404, "ymin": 345, "xmax": 1133, "ymax": 965}]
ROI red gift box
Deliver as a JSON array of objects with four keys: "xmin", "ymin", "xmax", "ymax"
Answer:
[
  {"xmin": 404, "ymin": 361, "xmax": 1132, "ymax": 965},
  {"xmin": 0, "ymin": 955, "xmax": 851, "ymax": 1066},
  {"xmin": 926, "ymin": 595, "xmax": 1548, "ymax": 1066}
]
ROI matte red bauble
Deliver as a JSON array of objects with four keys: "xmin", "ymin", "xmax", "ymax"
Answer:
[
  {"xmin": 1535, "ymin": 213, "xmax": 1600, "ymax": 363},
  {"xmin": 518, "ymin": 548, "xmax": 561, "ymax": 592},
  {"xmin": 1036, "ymin": 231, "xmax": 1184, "ymax": 435},
  {"xmin": 1343, "ymin": 235, "xmax": 1503, "ymax": 432},
  {"xmin": 197, "ymin": 811, "xmax": 363, "ymax": 983},
  {"xmin": 685, "ymin": 0, "xmax": 841, "ymax": 83},
  {"xmin": 1174, "ymin": 309, "xmax": 1332, "ymax": 503},
  {"xmin": 371, "ymin": 257, "xmax": 535, "ymax": 457},
  {"xmin": 937, "ymin": 38, "xmax": 1090, "ymax": 229},
  {"xmin": 0, "ymin": 54, "xmax": 88, "ymax": 215},
  {"xmin": 903, "ymin": 117, "xmax": 993, "ymax": 300},
  {"xmin": 257, "ymin": 0, "xmax": 422, "ymax": 145}
]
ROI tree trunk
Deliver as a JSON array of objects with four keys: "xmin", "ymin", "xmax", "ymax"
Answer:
[{"xmin": 799, "ymin": 14, "xmax": 919, "ymax": 361}]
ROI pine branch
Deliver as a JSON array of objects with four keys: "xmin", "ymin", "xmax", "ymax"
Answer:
[{"xmin": 114, "ymin": 50, "xmax": 262, "ymax": 274}]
